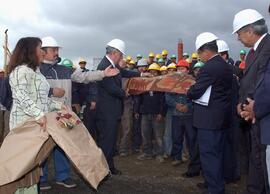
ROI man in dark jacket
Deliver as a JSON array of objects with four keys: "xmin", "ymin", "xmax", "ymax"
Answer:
[
  {"xmin": 96, "ymin": 39, "xmax": 150, "ymax": 175},
  {"xmin": 187, "ymin": 32, "xmax": 233, "ymax": 194},
  {"xmin": 233, "ymin": 9, "xmax": 270, "ymax": 194}
]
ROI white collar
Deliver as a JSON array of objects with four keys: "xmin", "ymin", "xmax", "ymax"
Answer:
[
  {"xmin": 43, "ymin": 60, "xmax": 54, "ymax": 64},
  {"xmin": 254, "ymin": 33, "xmax": 267, "ymax": 51},
  {"xmin": 106, "ymin": 55, "xmax": 115, "ymax": 67}
]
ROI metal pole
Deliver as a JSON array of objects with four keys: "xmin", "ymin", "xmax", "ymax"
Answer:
[{"xmin": 3, "ymin": 29, "xmax": 8, "ymax": 76}]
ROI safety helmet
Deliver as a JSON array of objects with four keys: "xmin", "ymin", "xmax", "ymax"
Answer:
[
  {"xmin": 162, "ymin": 50, "xmax": 168, "ymax": 56},
  {"xmin": 232, "ymin": 9, "xmax": 264, "ymax": 34},
  {"xmin": 160, "ymin": 66, "xmax": 168, "ymax": 71},
  {"xmin": 176, "ymin": 60, "xmax": 189, "ymax": 68},
  {"xmin": 148, "ymin": 63, "xmax": 160, "ymax": 71},
  {"xmin": 41, "ymin": 36, "xmax": 61, "ymax": 48},
  {"xmin": 107, "ymin": 39, "xmax": 126, "ymax": 55},
  {"xmin": 217, "ymin": 40, "xmax": 229, "ymax": 53},
  {"xmin": 195, "ymin": 32, "xmax": 218, "ymax": 50},
  {"xmin": 167, "ymin": 63, "xmax": 177, "ymax": 69},
  {"xmin": 61, "ymin": 58, "xmax": 73, "ymax": 68}
]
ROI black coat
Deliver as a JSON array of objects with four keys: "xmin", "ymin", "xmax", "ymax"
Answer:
[
  {"xmin": 239, "ymin": 34, "xmax": 270, "ymax": 103},
  {"xmin": 96, "ymin": 56, "xmax": 140, "ymax": 120},
  {"xmin": 187, "ymin": 55, "xmax": 233, "ymax": 130}
]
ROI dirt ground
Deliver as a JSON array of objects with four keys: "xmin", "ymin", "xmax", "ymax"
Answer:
[{"xmin": 41, "ymin": 153, "xmax": 246, "ymax": 194}]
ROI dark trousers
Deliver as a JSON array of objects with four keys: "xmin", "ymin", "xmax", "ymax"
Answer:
[
  {"xmin": 83, "ymin": 105, "xmax": 98, "ymax": 141},
  {"xmin": 186, "ymin": 126, "xmax": 201, "ymax": 174},
  {"xmin": 246, "ymin": 124, "xmax": 267, "ymax": 194},
  {"xmin": 223, "ymin": 124, "xmax": 239, "ymax": 182},
  {"xmin": 132, "ymin": 114, "xmax": 142, "ymax": 151},
  {"xmin": 96, "ymin": 118, "xmax": 120, "ymax": 171},
  {"xmin": 198, "ymin": 128, "xmax": 225, "ymax": 194},
  {"xmin": 171, "ymin": 116, "xmax": 193, "ymax": 161}
]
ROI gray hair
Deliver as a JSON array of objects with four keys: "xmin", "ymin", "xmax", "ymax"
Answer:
[
  {"xmin": 106, "ymin": 46, "xmax": 119, "ymax": 54},
  {"xmin": 242, "ymin": 19, "xmax": 268, "ymax": 36}
]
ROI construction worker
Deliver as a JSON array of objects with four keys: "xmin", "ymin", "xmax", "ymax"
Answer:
[
  {"xmin": 234, "ymin": 49, "xmax": 247, "ymax": 75},
  {"xmin": 183, "ymin": 52, "xmax": 190, "ymax": 60},
  {"xmin": 155, "ymin": 54, "xmax": 162, "ymax": 63},
  {"xmin": 192, "ymin": 61, "xmax": 204, "ymax": 77},
  {"xmin": 132, "ymin": 59, "xmax": 149, "ymax": 153},
  {"xmin": 160, "ymin": 66, "xmax": 168, "ymax": 75},
  {"xmin": 167, "ymin": 63, "xmax": 177, "ymax": 74},
  {"xmin": 187, "ymin": 32, "xmax": 233, "ymax": 194},
  {"xmin": 158, "ymin": 58, "xmax": 165, "ymax": 67},
  {"xmin": 166, "ymin": 62, "xmax": 193, "ymax": 166},
  {"xmin": 39, "ymin": 36, "xmax": 119, "ymax": 190},
  {"xmin": 136, "ymin": 63, "xmax": 166, "ymax": 163},
  {"xmin": 136, "ymin": 54, "xmax": 143, "ymax": 65},
  {"xmin": 169, "ymin": 54, "xmax": 177, "ymax": 64},
  {"xmin": 162, "ymin": 49, "xmax": 169, "ymax": 65},
  {"xmin": 233, "ymin": 9, "xmax": 270, "ymax": 194},
  {"xmin": 148, "ymin": 52, "xmax": 155, "ymax": 65},
  {"xmin": 127, "ymin": 60, "xmax": 136, "ymax": 70},
  {"xmin": 176, "ymin": 59, "xmax": 190, "ymax": 72}
]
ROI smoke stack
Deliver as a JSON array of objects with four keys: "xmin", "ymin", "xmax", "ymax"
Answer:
[{"xmin": 177, "ymin": 39, "xmax": 183, "ymax": 62}]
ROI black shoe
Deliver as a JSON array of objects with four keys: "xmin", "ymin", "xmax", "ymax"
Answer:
[
  {"xmin": 182, "ymin": 171, "xmax": 200, "ymax": 178},
  {"xmin": 197, "ymin": 182, "xmax": 207, "ymax": 189},
  {"xmin": 110, "ymin": 168, "xmax": 122, "ymax": 175},
  {"xmin": 55, "ymin": 178, "xmax": 77, "ymax": 188}
]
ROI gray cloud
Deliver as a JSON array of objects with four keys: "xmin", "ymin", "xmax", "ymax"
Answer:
[{"xmin": 1, "ymin": 0, "xmax": 269, "ymax": 69}]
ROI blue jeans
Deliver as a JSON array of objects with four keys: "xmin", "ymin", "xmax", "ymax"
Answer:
[
  {"xmin": 198, "ymin": 128, "xmax": 225, "ymax": 194},
  {"xmin": 141, "ymin": 114, "xmax": 164, "ymax": 156},
  {"xmin": 163, "ymin": 111, "xmax": 172, "ymax": 155},
  {"xmin": 171, "ymin": 116, "xmax": 193, "ymax": 160},
  {"xmin": 40, "ymin": 146, "xmax": 70, "ymax": 182}
]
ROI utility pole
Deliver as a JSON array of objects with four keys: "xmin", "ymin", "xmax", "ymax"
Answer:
[{"xmin": 3, "ymin": 29, "xmax": 8, "ymax": 76}]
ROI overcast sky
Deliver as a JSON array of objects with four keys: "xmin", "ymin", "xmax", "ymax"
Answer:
[{"xmin": 0, "ymin": 0, "xmax": 269, "ymax": 69}]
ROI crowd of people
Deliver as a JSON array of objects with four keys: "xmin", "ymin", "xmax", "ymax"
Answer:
[{"xmin": 0, "ymin": 7, "xmax": 270, "ymax": 194}]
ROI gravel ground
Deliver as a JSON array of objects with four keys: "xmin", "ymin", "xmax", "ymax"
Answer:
[{"xmin": 41, "ymin": 153, "xmax": 246, "ymax": 194}]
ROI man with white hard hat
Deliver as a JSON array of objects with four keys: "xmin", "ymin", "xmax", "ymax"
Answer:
[
  {"xmin": 39, "ymin": 36, "xmax": 119, "ymax": 190},
  {"xmin": 187, "ymin": 32, "xmax": 233, "ymax": 194},
  {"xmin": 96, "ymin": 39, "xmax": 150, "ymax": 176},
  {"xmin": 233, "ymin": 9, "xmax": 270, "ymax": 194}
]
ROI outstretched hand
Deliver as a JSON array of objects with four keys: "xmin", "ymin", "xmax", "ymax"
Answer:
[{"xmin": 104, "ymin": 65, "xmax": 120, "ymax": 77}]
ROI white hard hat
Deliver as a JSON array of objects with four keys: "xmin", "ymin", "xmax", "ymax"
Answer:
[
  {"xmin": 232, "ymin": 9, "xmax": 264, "ymax": 34},
  {"xmin": 107, "ymin": 39, "xmax": 126, "ymax": 55},
  {"xmin": 137, "ymin": 59, "xmax": 148, "ymax": 67},
  {"xmin": 217, "ymin": 40, "xmax": 229, "ymax": 53},
  {"xmin": 41, "ymin": 36, "xmax": 61, "ymax": 48},
  {"xmin": 195, "ymin": 32, "xmax": 218, "ymax": 50}
]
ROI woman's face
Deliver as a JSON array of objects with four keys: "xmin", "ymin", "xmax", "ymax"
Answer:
[{"xmin": 36, "ymin": 43, "xmax": 45, "ymax": 63}]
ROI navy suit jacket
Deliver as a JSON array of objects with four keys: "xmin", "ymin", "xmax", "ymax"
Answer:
[
  {"xmin": 96, "ymin": 56, "xmax": 140, "ymax": 120},
  {"xmin": 254, "ymin": 59, "xmax": 270, "ymax": 144},
  {"xmin": 187, "ymin": 55, "xmax": 233, "ymax": 130}
]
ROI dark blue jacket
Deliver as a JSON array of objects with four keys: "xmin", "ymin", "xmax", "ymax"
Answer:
[
  {"xmin": 134, "ymin": 91, "xmax": 166, "ymax": 116},
  {"xmin": 254, "ymin": 60, "xmax": 270, "ymax": 144},
  {"xmin": 96, "ymin": 56, "xmax": 140, "ymax": 120},
  {"xmin": 165, "ymin": 93, "xmax": 192, "ymax": 117},
  {"xmin": 187, "ymin": 55, "xmax": 233, "ymax": 130},
  {"xmin": 0, "ymin": 77, "xmax": 12, "ymax": 110}
]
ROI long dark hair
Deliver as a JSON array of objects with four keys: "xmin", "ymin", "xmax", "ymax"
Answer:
[{"xmin": 8, "ymin": 37, "xmax": 42, "ymax": 74}]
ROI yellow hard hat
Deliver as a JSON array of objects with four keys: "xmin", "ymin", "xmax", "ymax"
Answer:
[
  {"xmin": 160, "ymin": 65, "xmax": 168, "ymax": 71},
  {"xmin": 162, "ymin": 50, "xmax": 168, "ymax": 56},
  {"xmin": 156, "ymin": 54, "xmax": 162, "ymax": 59},
  {"xmin": 167, "ymin": 63, "xmax": 177, "ymax": 69},
  {"xmin": 79, "ymin": 58, "xmax": 87, "ymax": 64},
  {"xmin": 185, "ymin": 58, "xmax": 192, "ymax": 64},
  {"xmin": 191, "ymin": 52, "xmax": 198, "ymax": 59},
  {"xmin": 129, "ymin": 60, "xmax": 135, "ymax": 65},
  {"xmin": 126, "ymin": 55, "xmax": 132, "ymax": 61},
  {"xmin": 148, "ymin": 63, "xmax": 160, "ymax": 71},
  {"xmin": 149, "ymin": 52, "xmax": 155, "ymax": 58}
]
